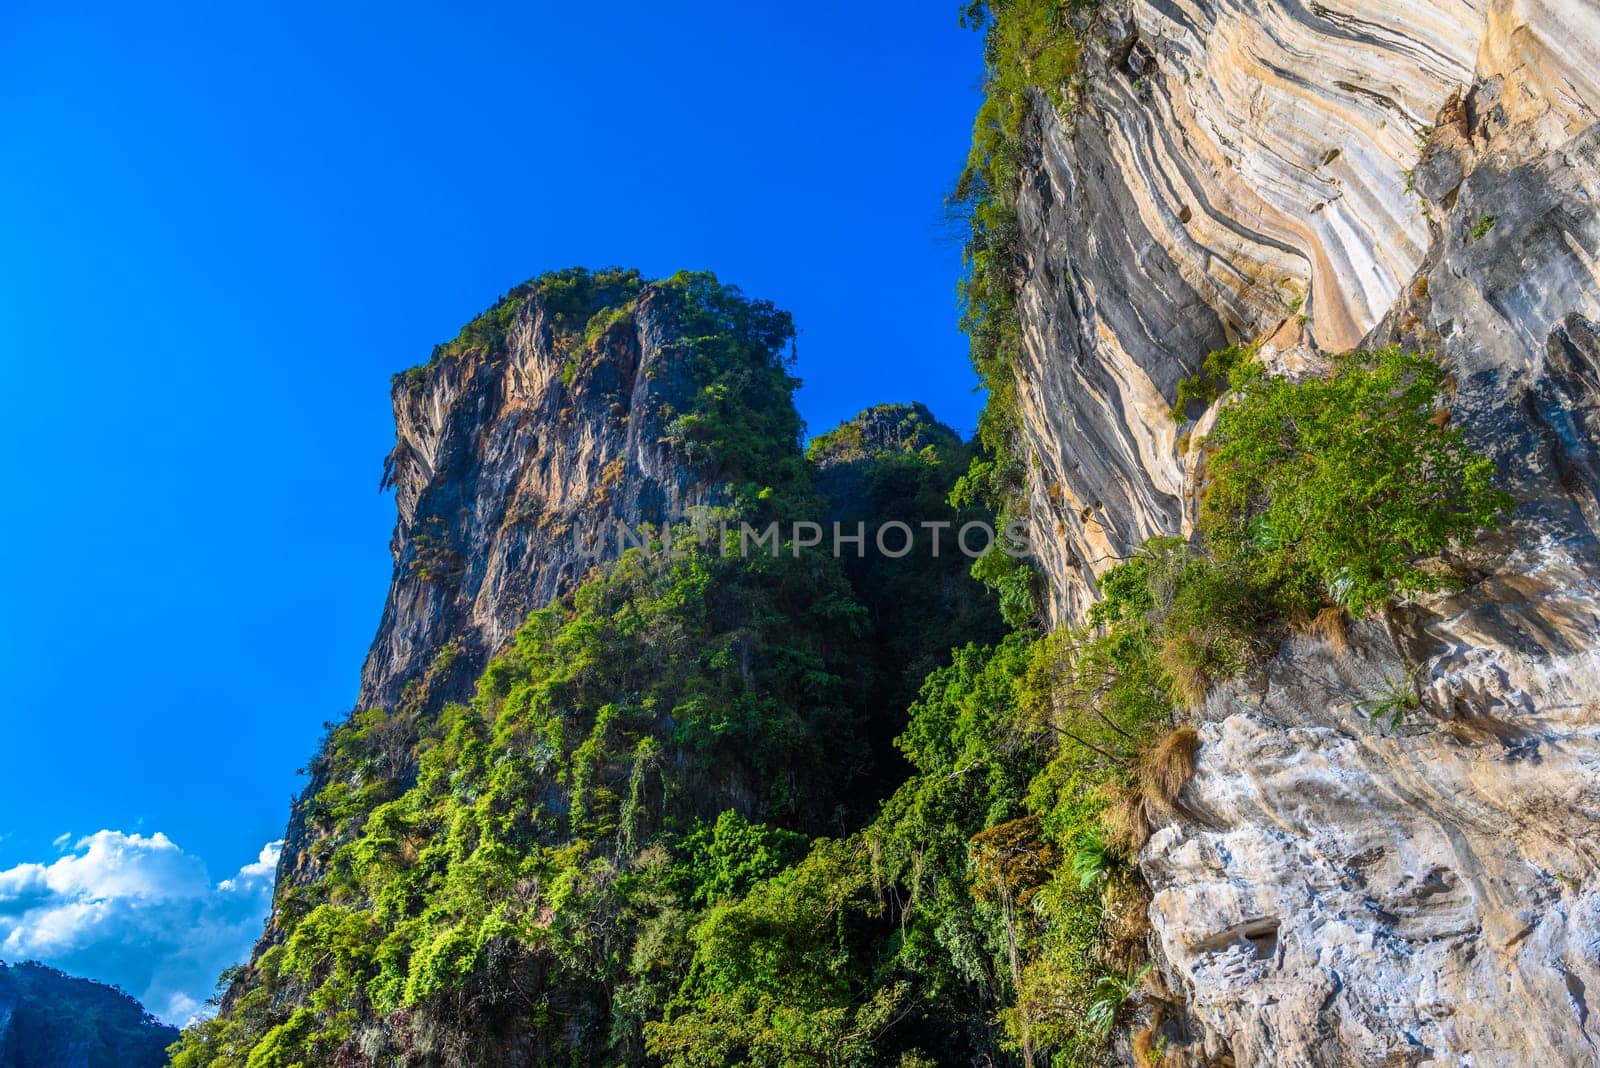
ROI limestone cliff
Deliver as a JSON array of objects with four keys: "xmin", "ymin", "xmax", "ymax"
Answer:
[
  {"xmin": 269, "ymin": 270, "xmax": 758, "ymax": 896},
  {"xmin": 1005, "ymin": 0, "xmax": 1600, "ymax": 1062},
  {"xmin": 187, "ymin": 272, "xmax": 1020, "ymax": 1066},
  {"xmin": 365, "ymin": 275, "xmax": 731, "ymax": 716}
]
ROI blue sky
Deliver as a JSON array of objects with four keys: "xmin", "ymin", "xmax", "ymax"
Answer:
[{"xmin": 0, "ymin": 0, "xmax": 983, "ymax": 1021}]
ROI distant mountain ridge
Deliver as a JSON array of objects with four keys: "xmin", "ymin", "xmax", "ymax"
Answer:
[{"xmin": 0, "ymin": 960, "xmax": 176, "ymax": 1068}]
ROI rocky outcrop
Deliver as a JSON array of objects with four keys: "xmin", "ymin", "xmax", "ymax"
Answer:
[
  {"xmin": 266, "ymin": 274, "xmax": 738, "ymax": 902},
  {"xmin": 806, "ymin": 402, "xmax": 961, "ymax": 470},
  {"xmin": 364, "ymin": 283, "xmax": 722, "ymax": 716},
  {"xmin": 1007, "ymin": 0, "xmax": 1600, "ymax": 1062}
]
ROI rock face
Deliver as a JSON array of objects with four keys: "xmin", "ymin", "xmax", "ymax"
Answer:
[
  {"xmin": 1007, "ymin": 1, "xmax": 1600, "ymax": 1063},
  {"xmin": 269, "ymin": 273, "xmax": 738, "ymax": 896},
  {"xmin": 365, "ymin": 282, "xmax": 721, "ymax": 716}
]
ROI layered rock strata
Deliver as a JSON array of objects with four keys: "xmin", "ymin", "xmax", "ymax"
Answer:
[{"xmin": 1007, "ymin": 1, "xmax": 1600, "ymax": 1061}]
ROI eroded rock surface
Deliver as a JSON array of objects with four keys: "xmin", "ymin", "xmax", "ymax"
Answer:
[
  {"xmin": 1008, "ymin": 0, "xmax": 1600, "ymax": 1062},
  {"xmin": 268, "ymin": 280, "xmax": 728, "ymax": 899},
  {"xmin": 363, "ymin": 285, "xmax": 718, "ymax": 715}
]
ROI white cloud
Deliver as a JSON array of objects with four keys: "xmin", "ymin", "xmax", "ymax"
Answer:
[
  {"xmin": 0, "ymin": 830, "xmax": 282, "ymax": 1025},
  {"xmin": 219, "ymin": 841, "xmax": 282, "ymax": 891}
]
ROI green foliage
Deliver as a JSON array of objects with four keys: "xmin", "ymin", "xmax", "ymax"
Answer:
[
  {"xmin": 1029, "ymin": 538, "xmax": 1266, "ymax": 768},
  {"xmin": 242, "ymin": 1010, "xmax": 316, "ymax": 1068},
  {"xmin": 654, "ymin": 638, "xmax": 1039, "ymax": 1066},
  {"xmin": 647, "ymin": 839, "xmax": 899, "ymax": 1067},
  {"xmin": 1003, "ymin": 765, "xmax": 1120, "ymax": 1063},
  {"xmin": 1198, "ymin": 346, "xmax": 1512, "ymax": 615},
  {"xmin": 881, "ymin": 638, "xmax": 1047, "ymax": 973},
  {"xmin": 948, "ymin": 453, "xmax": 1020, "ymax": 518},
  {"xmin": 1170, "ymin": 342, "xmax": 1254, "ymax": 423},
  {"xmin": 805, "ymin": 402, "xmax": 961, "ymax": 466},
  {"xmin": 652, "ymin": 617, "xmax": 1163, "ymax": 1066},
  {"xmin": 172, "ymin": 521, "xmax": 888, "ymax": 1065},
  {"xmin": 680, "ymin": 810, "xmax": 806, "ymax": 907},
  {"xmin": 652, "ymin": 271, "xmax": 805, "ymax": 500},
  {"xmin": 406, "ymin": 515, "xmax": 461, "ymax": 583},
  {"xmin": 0, "ymin": 961, "xmax": 176, "ymax": 1068},
  {"xmin": 584, "ymin": 300, "xmax": 636, "ymax": 347},
  {"xmin": 971, "ymin": 546, "xmax": 1040, "ymax": 629},
  {"xmin": 1084, "ymin": 964, "xmax": 1151, "ymax": 1038},
  {"xmin": 812, "ymin": 403, "xmax": 1007, "ymax": 710},
  {"xmin": 1469, "ymin": 214, "xmax": 1496, "ymax": 241},
  {"xmin": 212, "ymin": 284, "xmax": 1014, "ymax": 1067},
  {"xmin": 186, "ymin": 525, "xmax": 1258, "ymax": 1067},
  {"xmin": 536, "ymin": 266, "xmax": 646, "ymax": 334},
  {"xmin": 849, "ymin": 540, "xmax": 1264, "ymax": 1062},
  {"xmin": 1071, "ymin": 831, "xmax": 1113, "ymax": 890},
  {"xmin": 879, "ymin": 632, "xmax": 1144, "ymax": 1063},
  {"xmin": 183, "ymin": 7, "xmax": 1524, "ymax": 1057},
  {"xmin": 955, "ymin": 0, "xmax": 1095, "ymax": 429},
  {"xmin": 182, "ymin": 529, "xmax": 1235, "ymax": 1067},
  {"xmin": 394, "ymin": 268, "xmax": 802, "ymax": 499},
  {"xmin": 1359, "ymin": 672, "xmax": 1421, "ymax": 728}
]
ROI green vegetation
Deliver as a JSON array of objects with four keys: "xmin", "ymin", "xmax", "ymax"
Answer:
[
  {"xmin": 952, "ymin": 0, "xmax": 1096, "ymax": 520},
  {"xmin": 650, "ymin": 531, "xmax": 1267, "ymax": 1065},
  {"xmin": 406, "ymin": 516, "xmax": 462, "ymax": 583},
  {"xmin": 805, "ymin": 402, "xmax": 958, "ymax": 467},
  {"xmin": 653, "ymin": 271, "xmax": 805, "ymax": 497},
  {"xmin": 536, "ymin": 266, "xmax": 646, "ymax": 333},
  {"xmin": 1084, "ymin": 965, "xmax": 1151, "ymax": 1039},
  {"xmin": 1198, "ymin": 346, "xmax": 1512, "ymax": 616},
  {"xmin": 1469, "ymin": 214, "xmax": 1496, "ymax": 241},
  {"xmin": 173, "ymin": 528, "xmax": 887, "ymax": 1066},
  {"xmin": 811, "ymin": 403, "xmax": 1008, "ymax": 710},
  {"xmin": 584, "ymin": 301, "xmax": 636, "ymax": 348},
  {"xmin": 0, "ymin": 960, "xmax": 176, "ymax": 1068},
  {"xmin": 173, "ymin": 305, "xmax": 1021, "ymax": 1066},
  {"xmin": 948, "ymin": 2, "xmax": 1098, "ymax": 640},
  {"xmin": 392, "ymin": 266, "xmax": 645, "ymax": 392},
  {"xmin": 390, "ymin": 268, "xmax": 803, "ymax": 509},
  {"xmin": 646, "ymin": 625, "xmax": 1151, "ymax": 1067},
  {"xmin": 645, "ymin": 838, "xmax": 901, "ymax": 1066},
  {"xmin": 1170, "ymin": 342, "xmax": 1253, "ymax": 423},
  {"xmin": 1358, "ymin": 672, "xmax": 1422, "ymax": 728},
  {"xmin": 176, "ymin": 332, "xmax": 1510, "ymax": 1068}
]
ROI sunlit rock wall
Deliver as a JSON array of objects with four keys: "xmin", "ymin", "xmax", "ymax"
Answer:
[
  {"xmin": 1009, "ymin": 0, "xmax": 1600, "ymax": 1062},
  {"xmin": 362, "ymin": 286, "xmax": 714, "ymax": 715}
]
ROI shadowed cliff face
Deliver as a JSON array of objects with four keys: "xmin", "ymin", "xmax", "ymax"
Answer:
[{"xmin": 1008, "ymin": 0, "xmax": 1600, "ymax": 1062}]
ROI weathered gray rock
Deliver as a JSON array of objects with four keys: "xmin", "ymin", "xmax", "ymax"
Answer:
[
  {"xmin": 267, "ymin": 280, "xmax": 729, "ymax": 905},
  {"xmin": 362, "ymin": 284, "xmax": 720, "ymax": 716},
  {"xmin": 1006, "ymin": 0, "xmax": 1600, "ymax": 1062}
]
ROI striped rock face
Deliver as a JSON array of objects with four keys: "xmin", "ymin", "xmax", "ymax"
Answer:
[{"xmin": 1008, "ymin": 1, "xmax": 1600, "ymax": 1062}]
